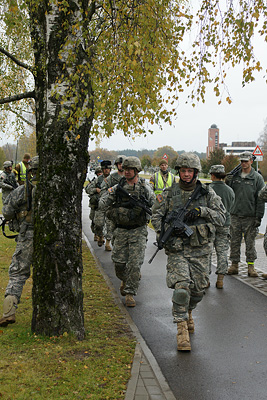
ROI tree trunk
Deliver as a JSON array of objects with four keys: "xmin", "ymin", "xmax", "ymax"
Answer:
[{"xmin": 29, "ymin": 1, "xmax": 93, "ymax": 340}]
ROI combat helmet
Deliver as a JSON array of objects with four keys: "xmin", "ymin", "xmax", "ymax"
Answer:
[
  {"xmin": 122, "ymin": 156, "xmax": 142, "ymax": 172},
  {"xmin": 175, "ymin": 153, "xmax": 201, "ymax": 172},
  {"xmin": 3, "ymin": 161, "xmax": 12, "ymax": 169},
  {"xmin": 28, "ymin": 156, "xmax": 39, "ymax": 170},
  {"xmin": 95, "ymin": 166, "xmax": 102, "ymax": 174},
  {"xmin": 115, "ymin": 155, "xmax": 126, "ymax": 165}
]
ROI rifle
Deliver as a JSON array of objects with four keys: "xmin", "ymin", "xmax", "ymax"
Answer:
[
  {"xmin": 116, "ymin": 184, "xmax": 152, "ymax": 216},
  {"xmin": 26, "ymin": 169, "xmax": 32, "ymax": 211},
  {"xmin": 148, "ymin": 182, "xmax": 204, "ymax": 264},
  {"xmin": 3, "ymin": 178, "xmax": 18, "ymax": 190},
  {"xmin": 228, "ymin": 154, "xmax": 256, "ymax": 176}
]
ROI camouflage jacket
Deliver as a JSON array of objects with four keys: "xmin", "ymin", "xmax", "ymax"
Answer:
[
  {"xmin": 0, "ymin": 171, "xmax": 18, "ymax": 202},
  {"xmin": 210, "ymin": 181, "xmax": 235, "ymax": 226}
]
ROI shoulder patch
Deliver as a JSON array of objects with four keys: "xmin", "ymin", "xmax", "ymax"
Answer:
[
  {"xmin": 108, "ymin": 187, "xmax": 114, "ymax": 193},
  {"xmin": 156, "ymin": 194, "xmax": 163, "ymax": 203}
]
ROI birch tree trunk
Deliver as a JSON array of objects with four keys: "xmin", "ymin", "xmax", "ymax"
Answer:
[{"xmin": 29, "ymin": 1, "xmax": 93, "ymax": 340}]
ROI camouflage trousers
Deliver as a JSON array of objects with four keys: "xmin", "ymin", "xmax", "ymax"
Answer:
[
  {"xmin": 5, "ymin": 227, "xmax": 33, "ymax": 303},
  {"xmin": 230, "ymin": 215, "xmax": 258, "ymax": 263},
  {"xmin": 112, "ymin": 225, "xmax": 148, "ymax": 296},
  {"xmin": 209, "ymin": 226, "xmax": 230, "ymax": 275},
  {"xmin": 94, "ymin": 209, "xmax": 113, "ymax": 240},
  {"xmin": 264, "ymin": 227, "xmax": 267, "ymax": 256},
  {"xmin": 165, "ymin": 250, "xmax": 210, "ymax": 322},
  {"xmin": 89, "ymin": 208, "xmax": 96, "ymax": 233}
]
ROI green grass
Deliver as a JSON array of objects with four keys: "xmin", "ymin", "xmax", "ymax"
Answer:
[{"xmin": 0, "ymin": 197, "xmax": 136, "ymax": 399}]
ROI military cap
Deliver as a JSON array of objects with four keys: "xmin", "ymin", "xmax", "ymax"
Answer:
[
  {"xmin": 239, "ymin": 151, "xmax": 253, "ymax": 161},
  {"xmin": 209, "ymin": 165, "xmax": 225, "ymax": 174}
]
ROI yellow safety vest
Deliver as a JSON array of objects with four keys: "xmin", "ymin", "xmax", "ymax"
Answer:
[
  {"xmin": 19, "ymin": 162, "xmax": 27, "ymax": 182},
  {"xmin": 154, "ymin": 172, "xmax": 174, "ymax": 195}
]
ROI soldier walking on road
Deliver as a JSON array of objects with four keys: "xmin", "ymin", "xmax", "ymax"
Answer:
[
  {"xmin": 99, "ymin": 156, "xmax": 155, "ymax": 307},
  {"xmin": 209, "ymin": 165, "xmax": 235, "ymax": 288},
  {"xmin": 226, "ymin": 151, "xmax": 265, "ymax": 277},
  {"xmin": 257, "ymin": 184, "xmax": 267, "ymax": 280},
  {"xmin": 0, "ymin": 161, "xmax": 18, "ymax": 202},
  {"xmin": 0, "ymin": 156, "xmax": 39, "ymax": 327},
  {"xmin": 151, "ymin": 153, "xmax": 225, "ymax": 351},
  {"xmin": 85, "ymin": 166, "xmax": 103, "ymax": 241}
]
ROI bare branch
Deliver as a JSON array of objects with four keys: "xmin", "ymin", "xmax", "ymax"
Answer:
[
  {"xmin": 0, "ymin": 91, "xmax": 35, "ymax": 105},
  {"xmin": 0, "ymin": 46, "xmax": 34, "ymax": 74}
]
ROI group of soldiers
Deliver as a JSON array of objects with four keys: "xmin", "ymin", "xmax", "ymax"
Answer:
[
  {"xmin": 1, "ymin": 150, "xmax": 267, "ymax": 353},
  {"xmin": 85, "ymin": 151, "xmax": 267, "ymax": 352}
]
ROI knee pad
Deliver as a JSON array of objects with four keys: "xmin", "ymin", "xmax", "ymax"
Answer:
[
  {"xmin": 189, "ymin": 291, "xmax": 203, "ymax": 309},
  {"xmin": 172, "ymin": 288, "xmax": 190, "ymax": 307}
]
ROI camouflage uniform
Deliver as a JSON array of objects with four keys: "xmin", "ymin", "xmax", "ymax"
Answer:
[
  {"xmin": 85, "ymin": 167, "xmax": 102, "ymax": 234},
  {"xmin": 258, "ymin": 184, "xmax": 267, "ymax": 256},
  {"xmin": 209, "ymin": 165, "xmax": 235, "ymax": 275},
  {"xmin": 0, "ymin": 156, "xmax": 38, "ymax": 327},
  {"xmin": 227, "ymin": 161, "xmax": 265, "ymax": 265},
  {"xmin": 0, "ymin": 162, "xmax": 18, "ymax": 202},
  {"xmin": 99, "ymin": 176, "xmax": 155, "ymax": 296}
]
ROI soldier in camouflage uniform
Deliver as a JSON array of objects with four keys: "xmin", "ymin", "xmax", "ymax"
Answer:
[
  {"xmin": 226, "ymin": 151, "xmax": 265, "ymax": 277},
  {"xmin": 0, "ymin": 161, "xmax": 18, "ymax": 202},
  {"xmin": 92, "ymin": 160, "xmax": 113, "ymax": 249},
  {"xmin": 85, "ymin": 166, "xmax": 103, "ymax": 241},
  {"xmin": 0, "ymin": 156, "xmax": 39, "ymax": 327},
  {"xmin": 99, "ymin": 156, "xmax": 155, "ymax": 307},
  {"xmin": 151, "ymin": 153, "xmax": 225, "ymax": 351},
  {"xmin": 208, "ymin": 165, "xmax": 235, "ymax": 288},
  {"xmin": 258, "ymin": 184, "xmax": 267, "ymax": 279}
]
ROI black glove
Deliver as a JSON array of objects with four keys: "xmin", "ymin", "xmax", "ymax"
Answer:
[
  {"xmin": 185, "ymin": 207, "xmax": 201, "ymax": 222},
  {"xmin": 254, "ymin": 218, "xmax": 261, "ymax": 228}
]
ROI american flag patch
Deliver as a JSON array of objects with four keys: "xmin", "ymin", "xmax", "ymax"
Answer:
[{"xmin": 157, "ymin": 194, "xmax": 163, "ymax": 203}]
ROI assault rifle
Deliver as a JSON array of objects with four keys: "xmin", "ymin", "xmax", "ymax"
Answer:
[
  {"xmin": 116, "ymin": 184, "xmax": 152, "ymax": 216},
  {"xmin": 0, "ymin": 216, "xmax": 18, "ymax": 239},
  {"xmin": 26, "ymin": 169, "xmax": 32, "ymax": 211},
  {"xmin": 228, "ymin": 154, "xmax": 256, "ymax": 176},
  {"xmin": 3, "ymin": 178, "xmax": 18, "ymax": 190},
  {"xmin": 148, "ymin": 182, "xmax": 204, "ymax": 264}
]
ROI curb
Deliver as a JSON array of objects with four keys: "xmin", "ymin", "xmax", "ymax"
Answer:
[{"xmin": 82, "ymin": 233, "xmax": 176, "ymax": 400}]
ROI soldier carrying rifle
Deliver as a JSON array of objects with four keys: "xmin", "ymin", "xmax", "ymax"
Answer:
[
  {"xmin": 0, "ymin": 161, "xmax": 18, "ymax": 202},
  {"xmin": 151, "ymin": 153, "xmax": 225, "ymax": 352}
]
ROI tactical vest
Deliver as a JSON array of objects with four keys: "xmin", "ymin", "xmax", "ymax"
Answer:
[
  {"xmin": 107, "ymin": 177, "xmax": 149, "ymax": 228},
  {"xmin": 165, "ymin": 182, "xmax": 215, "ymax": 250},
  {"xmin": 154, "ymin": 172, "xmax": 174, "ymax": 195}
]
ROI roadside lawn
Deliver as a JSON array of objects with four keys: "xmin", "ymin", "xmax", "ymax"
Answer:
[{"xmin": 0, "ymin": 197, "xmax": 136, "ymax": 400}]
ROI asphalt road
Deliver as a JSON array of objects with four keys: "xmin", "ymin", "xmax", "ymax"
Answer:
[{"xmin": 82, "ymin": 193, "xmax": 267, "ymax": 400}]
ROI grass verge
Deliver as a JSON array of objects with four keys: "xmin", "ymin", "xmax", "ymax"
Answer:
[{"xmin": 0, "ymin": 200, "xmax": 136, "ymax": 399}]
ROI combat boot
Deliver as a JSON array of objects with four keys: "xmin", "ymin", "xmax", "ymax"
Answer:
[
  {"xmin": 125, "ymin": 295, "xmax": 136, "ymax": 307},
  {"xmin": 227, "ymin": 263, "xmax": 239, "ymax": 275},
  {"xmin": 187, "ymin": 310, "xmax": 194, "ymax": 334},
  {"xmin": 105, "ymin": 240, "xmax": 112, "ymax": 251},
  {"xmin": 120, "ymin": 281, "xmax": 126, "ymax": 296},
  {"xmin": 216, "ymin": 274, "xmax": 224, "ymax": 289},
  {"xmin": 177, "ymin": 321, "xmax": 191, "ymax": 351},
  {"xmin": 262, "ymin": 273, "xmax": 267, "ymax": 279},
  {"xmin": 94, "ymin": 234, "xmax": 99, "ymax": 242},
  {"xmin": 248, "ymin": 263, "xmax": 258, "ymax": 277},
  {"xmin": 0, "ymin": 295, "xmax": 18, "ymax": 327},
  {"xmin": 97, "ymin": 236, "xmax": 105, "ymax": 247}
]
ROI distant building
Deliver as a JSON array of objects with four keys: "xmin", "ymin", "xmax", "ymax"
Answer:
[
  {"xmin": 206, "ymin": 124, "xmax": 219, "ymax": 158},
  {"xmin": 223, "ymin": 141, "xmax": 256, "ymax": 156}
]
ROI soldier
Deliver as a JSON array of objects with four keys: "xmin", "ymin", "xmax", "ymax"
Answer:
[
  {"xmin": 0, "ymin": 156, "xmax": 39, "ymax": 327},
  {"xmin": 226, "ymin": 151, "xmax": 265, "ymax": 277},
  {"xmin": 0, "ymin": 161, "xmax": 18, "ymax": 202},
  {"xmin": 151, "ymin": 153, "xmax": 225, "ymax": 351},
  {"xmin": 209, "ymin": 165, "xmax": 235, "ymax": 288},
  {"xmin": 15, "ymin": 153, "xmax": 31, "ymax": 185},
  {"xmin": 99, "ymin": 156, "xmax": 155, "ymax": 307},
  {"xmin": 85, "ymin": 166, "xmax": 103, "ymax": 241},
  {"xmin": 149, "ymin": 158, "xmax": 175, "ymax": 194},
  {"xmin": 258, "ymin": 184, "xmax": 267, "ymax": 279},
  {"xmin": 89, "ymin": 160, "xmax": 112, "ymax": 248}
]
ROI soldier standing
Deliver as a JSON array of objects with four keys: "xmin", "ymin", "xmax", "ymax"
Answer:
[
  {"xmin": 257, "ymin": 184, "xmax": 267, "ymax": 279},
  {"xmin": 15, "ymin": 153, "xmax": 31, "ymax": 185},
  {"xmin": 226, "ymin": 151, "xmax": 265, "ymax": 277},
  {"xmin": 85, "ymin": 166, "xmax": 103, "ymax": 241},
  {"xmin": 149, "ymin": 158, "xmax": 175, "ymax": 194},
  {"xmin": 99, "ymin": 156, "xmax": 155, "ymax": 307},
  {"xmin": 209, "ymin": 165, "xmax": 235, "ymax": 288},
  {"xmin": 0, "ymin": 161, "xmax": 18, "ymax": 202},
  {"xmin": 151, "ymin": 153, "xmax": 225, "ymax": 351},
  {"xmin": 0, "ymin": 156, "xmax": 39, "ymax": 327}
]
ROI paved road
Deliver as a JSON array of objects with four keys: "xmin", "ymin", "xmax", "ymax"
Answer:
[{"xmin": 82, "ymin": 193, "xmax": 267, "ymax": 400}]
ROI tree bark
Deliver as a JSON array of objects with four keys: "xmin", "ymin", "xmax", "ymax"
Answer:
[{"xmin": 29, "ymin": 0, "xmax": 93, "ymax": 340}]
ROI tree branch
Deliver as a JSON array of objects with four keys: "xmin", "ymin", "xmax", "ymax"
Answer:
[
  {"xmin": 0, "ymin": 91, "xmax": 36, "ymax": 105},
  {"xmin": 0, "ymin": 46, "xmax": 34, "ymax": 74}
]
